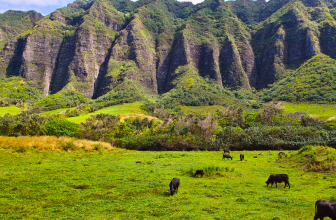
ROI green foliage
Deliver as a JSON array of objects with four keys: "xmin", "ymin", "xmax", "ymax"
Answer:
[
  {"xmin": 0, "ymin": 10, "xmax": 43, "ymax": 49},
  {"xmin": 45, "ymin": 119, "xmax": 79, "ymax": 137},
  {"xmin": 91, "ymin": 79, "xmax": 145, "ymax": 111},
  {"xmin": 0, "ymin": 77, "xmax": 42, "ymax": 105},
  {"xmin": 0, "ymin": 112, "xmax": 50, "ymax": 136},
  {"xmin": 79, "ymin": 113, "xmax": 120, "ymax": 142},
  {"xmin": 32, "ymin": 89, "xmax": 89, "ymax": 112},
  {"xmin": 213, "ymin": 126, "xmax": 332, "ymax": 150},
  {"xmin": 264, "ymin": 54, "xmax": 336, "ymax": 103},
  {"xmin": 161, "ymin": 65, "xmax": 235, "ymax": 107}
]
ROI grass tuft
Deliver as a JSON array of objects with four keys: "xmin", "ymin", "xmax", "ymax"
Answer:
[
  {"xmin": 0, "ymin": 136, "xmax": 113, "ymax": 151},
  {"xmin": 281, "ymin": 145, "xmax": 336, "ymax": 172}
]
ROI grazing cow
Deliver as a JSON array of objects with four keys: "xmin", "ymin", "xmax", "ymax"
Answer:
[
  {"xmin": 253, "ymin": 156, "xmax": 258, "ymax": 158},
  {"xmin": 314, "ymin": 200, "xmax": 336, "ymax": 220},
  {"xmin": 240, "ymin": 153, "xmax": 244, "ymax": 161},
  {"xmin": 265, "ymin": 174, "xmax": 290, "ymax": 189},
  {"xmin": 194, "ymin": 170, "xmax": 204, "ymax": 177},
  {"xmin": 169, "ymin": 178, "xmax": 180, "ymax": 196},
  {"xmin": 223, "ymin": 154, "xmax": 232, "ymax": 160},
  {"xmin": 224, "ymin": 148, "xmax": 230, "ymax": 153}
]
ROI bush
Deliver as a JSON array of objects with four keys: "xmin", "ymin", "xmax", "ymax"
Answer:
[{"xmin": 45, "ymin": 119, "xmax": 80, "ymax": 137}]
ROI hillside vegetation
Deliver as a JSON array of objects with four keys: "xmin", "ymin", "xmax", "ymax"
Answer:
[
  {"xmin": 281, "ymin": 145, "xmax": 336, "ymax": 172},
  {"xmin": 265, "ymin": 54, "xmax": 336, "ymax": 102},
  {"xmin": 0, "ymin": 77, "xmax": 42, "ymax": 106},
  {"xmin": 1, "ymin": 0, "xmax": 336, "ymax": 105}
]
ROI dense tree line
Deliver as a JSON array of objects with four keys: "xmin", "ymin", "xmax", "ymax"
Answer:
[{"xmin": 1, "ymin": 104, "xmax": 336, "ymax": 151}]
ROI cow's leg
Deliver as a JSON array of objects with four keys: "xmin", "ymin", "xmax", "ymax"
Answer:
[
  {"xmin": 275, "ymin": 182, "xmax": 277, "ymax": 188},
  {"xmin": 285, "ymin": 181, "xmax": 290, "ymax": 189}
]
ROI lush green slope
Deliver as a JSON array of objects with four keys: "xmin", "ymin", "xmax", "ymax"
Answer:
[
  {"xmin": 0, "ymin": 106, "xmax": 21, "ymax": 116},
  {"xmin": 282, "ymin": 102, "xmax": 336, "ymax": 119},
  {"xmin": 67, "ymin": 101, "xmax": 152, "ymax": 123},
  {"xmin": 32, "ymin": 89, "xmax": 89, "ymax": 112},
  {"xmin": 264, "ymin": 54, "xmax": 336, "ymax": 102},
  {"xmin": 0, "ymin": 145, "xmax": 335, "ymax": 219},
  {"xmin": 0, "ymin": 77, "xmax": 42, "ymax": 105},
  {"xmin": 0, "ymin": 10, "xmax": 43, "ymax": 49},
  {"xmin": 161, "ymin": 65, "xmax": 235, "ymax": 107},
  {"xmin": 281, "ymin": 145, "xmax": 336, "ymax": 172}
]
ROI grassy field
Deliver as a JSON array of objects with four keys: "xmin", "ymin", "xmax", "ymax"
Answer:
[
  {"xmin": 0, "ymin": 144, "xmax": 334, "ymax": 219},
  {"xmin": 40, "ymin": 108, "xmax": 71, "ymax": 116},
  {"xmin": 0, "ymin": 105, "xmax": 21, "ymax": 116},
  {"xmin": 180, "ymin": 105, "xmax": 226, "ymax": 115},
  {"xmin": 282, "ymin": 102, "xmax": 336, "ymax": 119},
  {"xmin": 67, "ymin": 102, "xmax": 157, "ymax": 123}
]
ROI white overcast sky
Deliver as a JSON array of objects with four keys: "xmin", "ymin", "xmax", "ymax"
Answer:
[{"xmin": 0, "ymin": 0, "xmax": 203, "ymax": 16}]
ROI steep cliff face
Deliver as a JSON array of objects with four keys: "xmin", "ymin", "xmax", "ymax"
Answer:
[
  {"xmin": 20, "ymin": 32, "xmax": 63, "ymax": 96},
  {"xmin": 2, "ymin": 0, "xmax": 336, "ymax": 102},
  {"xmin": 252, "ymin": 2, "xmax": 321, "ymax": 88},
  {"xmin": 220, "ymin": 36, "xmax": 250, "ymax": 90}
]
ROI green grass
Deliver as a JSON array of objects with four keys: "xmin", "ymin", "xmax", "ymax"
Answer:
[
  {"xmin": 180, "ymin": 105, "xmax": 226, "ymax": 115},
  {"xmin": 0, "ymin": 146, "xmax": 334, "ymax": 219},
  {"xmin": 67, "ymin": 102, "xmax": 151, "ymax": 123},
  {"xmin": 282, "ymin": 102, "xmax": 336, "ymax": 119},
  {"xmin": 282, "ymin": 145, "xmax": 336, "ymax": 172},
  {"xmin": 0, "ymin": 106, "xmax": 21, "ymax": 116},
  {"xmin": 40, "ymin": 108, "xmax": 70, "ymax": 115}
]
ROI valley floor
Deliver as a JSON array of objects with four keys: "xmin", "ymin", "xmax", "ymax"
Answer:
[{"xmin": 0, "ymin": 148, "xmax": 334, "ymax": 219}]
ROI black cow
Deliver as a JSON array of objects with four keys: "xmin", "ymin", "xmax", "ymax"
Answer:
[
  {"xmin": 194, "ymin": 170, "xmax": 204, "ymax": 177},
  {"xmin": 169, "ymin": 178, "xmax": 180, "ymax": 196},
  {"xmin": 240, "ymin": 153, "xmax": 244, "ymax": 161},
  {"xmin": 314, "ymin": 200, "xmax": 336, "ymax": 220},
  {"xmin": 265, "ymin": 174, "xmax": 290, "ymax": 189},
  {"xmin": 223, "ymin": 154, "xmax": 232, "ymax": 160},
  {"xmin": 224, "ymin": 148, "xmax": 230, "ymax": 153}
]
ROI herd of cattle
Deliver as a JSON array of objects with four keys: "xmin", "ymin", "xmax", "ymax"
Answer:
[{"xmin": 168, "ymin": 149, "xmax": 335, "ymax": 220}]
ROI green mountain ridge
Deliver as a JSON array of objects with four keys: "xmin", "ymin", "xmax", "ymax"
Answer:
[
  {"xmin": 0, "ymin": 0, "xmax": 336, "ymax": 106},
  {"xmin": 264, "ymin": 53, "xmax": 336, "ymax": 102}
]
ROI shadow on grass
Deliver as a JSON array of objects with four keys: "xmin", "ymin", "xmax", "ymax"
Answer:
[{"xmin": 163, "ymin": 191, "xmax": 171, "ymax": 197}]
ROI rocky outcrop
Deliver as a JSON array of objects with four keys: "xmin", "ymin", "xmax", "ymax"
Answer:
[
  {"xmin": 110, "ymin": 12, "xmax": 158, "ymax": 94},
  {"xmin": 2, "ymin": 0, "xmax": 336, "ymax": 100},
  {"xmin": 219, "ymin": 36, "xmax": 251, "ymax": 90},
  {"xmin": 20, "ymin": 32, "xmax": 63, "ymax": 96},
  {"xmin": 319, "ymin": 23, "xmax": 336, "ymax": 59},
  {"xmin": 253, "ymin": 4, "xmax": 320, "ymax": 88},
  {"xmin": 88, "ymin": 2, "xmax": 124, "ymax": 31},
  {"xmin": 49, "ymin": 10, "xmax": 67, "ymax": 26}
]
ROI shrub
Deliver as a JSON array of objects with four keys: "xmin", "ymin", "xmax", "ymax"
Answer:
[{"xmin": 45, "ymin": 119, "xmax": 80, "ymax": 137}]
